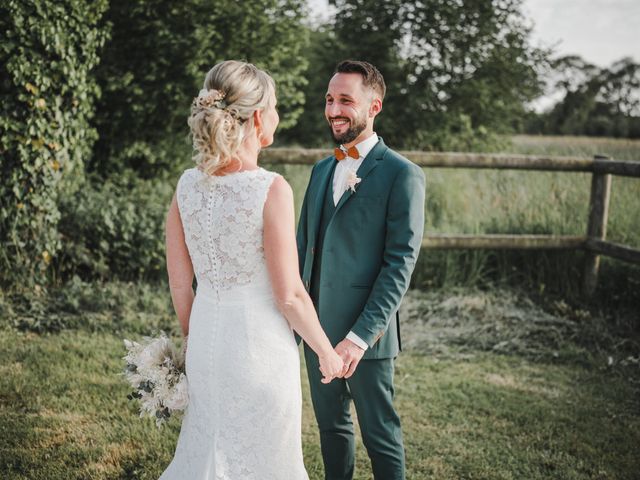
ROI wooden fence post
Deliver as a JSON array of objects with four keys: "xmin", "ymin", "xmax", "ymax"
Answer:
[{"xmin": 582, "ymin": 155, "xmax": 612, "ymax": 296}]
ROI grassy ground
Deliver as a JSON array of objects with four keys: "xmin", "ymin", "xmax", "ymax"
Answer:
[
  {"xmin": 1, "ymin": 282, "xmax": 638, "ymax": 479},
  {"xmin": 509, "ymin": 135, "xmax": 640, "ymax": 247},
  {"xmin": 509, "ymin": 135, "xmax": 640, "ymax": 160}
]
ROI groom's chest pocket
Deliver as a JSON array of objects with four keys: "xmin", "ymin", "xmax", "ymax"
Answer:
[{"xmin": 347, "ymin": 195, "xmax": 385, "ymax": 229}]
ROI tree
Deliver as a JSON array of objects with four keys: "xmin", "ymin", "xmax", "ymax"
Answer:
[
  {"xmin": 533, "ymin": 56, "xmax": 640, "ymax": 138},
  {"xmin": 287, "ymin": 0, "xmax": 547, "ymax": 150},
  {"xmin": 90, "ymin": 0, "xmax": 309, "ymax": 177},
  {"xmin": 598, "ymin": 58, "xmax": 640, "ymax": 117},
  {"xmin": 399, "ymin": 0, "xmax": 547, "ymax": 149}
]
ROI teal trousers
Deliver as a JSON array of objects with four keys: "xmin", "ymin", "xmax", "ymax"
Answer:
[{"xmin": 304, "ymin": 345, "xmax": 405, "ymax": 480}]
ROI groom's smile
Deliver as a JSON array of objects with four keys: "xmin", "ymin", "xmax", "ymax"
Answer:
[{"xmin": 330, "ymin": 117, "xmax": 350, "ymax": 133}]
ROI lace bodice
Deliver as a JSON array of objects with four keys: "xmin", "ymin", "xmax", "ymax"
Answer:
[{"xmin": 176, "ymin": 167, "xmax": 279, "ymax": 296}]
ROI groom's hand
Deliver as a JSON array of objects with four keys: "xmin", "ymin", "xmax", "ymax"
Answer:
[{"xmin": 335, "ymin": 339, "xmax": 365, "ymax": 379}]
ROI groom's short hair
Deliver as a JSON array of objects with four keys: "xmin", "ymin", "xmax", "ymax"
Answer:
[{"xmin": 335, "ymin": 60, "xmax": 386, "ymax": 100}]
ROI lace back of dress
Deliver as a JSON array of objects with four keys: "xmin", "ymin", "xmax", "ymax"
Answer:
[{"xmin": 176, "ymin": 168, "xmax": 278, "ymax": 296}]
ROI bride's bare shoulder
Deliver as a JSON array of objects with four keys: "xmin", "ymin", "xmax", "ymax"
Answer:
[
  {"xmin": 264, "ymin": 175, "xmax": 294, "ymax": 230},
  {"xmin": 265, "ymin": 174, "xmax": 292, "ymax": 203}
]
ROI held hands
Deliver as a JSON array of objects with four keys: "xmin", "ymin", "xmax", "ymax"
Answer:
[
  {"xmin": 334, "ymin": 338, "xmax": 365, "ymax": 379},
  {"xmin": 318, "ymin": 338, "xmax": 366, "ymax": 383},
  {"xmin": 319, "ymin": 349, "xmax": 345, "ymax": 384}
]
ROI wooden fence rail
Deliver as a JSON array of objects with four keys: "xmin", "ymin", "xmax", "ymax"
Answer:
[{"xmin": 260, "ymin": 148, "xmax": 640, "ymax": 295}]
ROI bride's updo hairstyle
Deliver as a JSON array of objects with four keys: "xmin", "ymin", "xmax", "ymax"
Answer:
[{"xmin": 188, "ymin": 60, "xmax": 275, "ymax": 176}]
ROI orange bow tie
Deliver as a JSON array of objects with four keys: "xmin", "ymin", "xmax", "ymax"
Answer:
[{"xmin": 334, "ymin": 146, "xmax": 359, "ymax": 161}]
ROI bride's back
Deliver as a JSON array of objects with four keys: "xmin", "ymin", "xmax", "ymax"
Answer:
[{"xmin": 177, "ymin": 167, "xmax": 278, "ymax": 296}]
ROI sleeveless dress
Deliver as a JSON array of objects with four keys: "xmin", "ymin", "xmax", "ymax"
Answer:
[{"xmin": 159, "ymin": 167, "xmax": 308, "ymax": 480}]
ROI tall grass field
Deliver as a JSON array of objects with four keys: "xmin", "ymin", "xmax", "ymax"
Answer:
[
  {"xmin": 271, "ymin": 135, "xmax": 640, "ymax": 300},
  {"xmin": 1, "ymin": 136, "xmax": 639, "ymax": 479}
]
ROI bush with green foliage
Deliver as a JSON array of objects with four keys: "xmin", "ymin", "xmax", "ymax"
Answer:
[
  {"xmin": 56, "ymin": 173, "xmax": 174, "ymax": 282},
  {"xmin": 3, "ymin": 276, "xmax": 175, "ymax": 334},
  {"xmin": 0, "ymin": 0, "xmax": 108, "ymax": 288}
]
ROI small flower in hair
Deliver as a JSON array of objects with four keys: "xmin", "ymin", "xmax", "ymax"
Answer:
[{"xmin": 194, "ymin": 89, "xmax": 227, "ymax": 109}]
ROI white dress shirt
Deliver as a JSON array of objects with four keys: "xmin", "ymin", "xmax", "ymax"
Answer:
[
  {"xmin": 333, "ymin": 133, "xmax": 379, "ymax": 351},
  {"xmin": 332, "ymin": 133, "xmax": 379, "ymax": 206}
]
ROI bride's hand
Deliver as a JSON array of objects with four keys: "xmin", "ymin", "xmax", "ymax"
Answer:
[{"xmin": 319, "ymin": 350, "xmax": 344, "ymax": 384}]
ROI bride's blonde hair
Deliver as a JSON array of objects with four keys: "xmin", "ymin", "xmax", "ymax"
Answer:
[{"xmin": 188, "ymin": 60, "xmax": 275, "ymax": 176}]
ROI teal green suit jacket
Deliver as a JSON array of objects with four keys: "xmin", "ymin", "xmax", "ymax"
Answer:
[{"xmin": 297, "ymin": 138, "xmax": 425, "ymax": 360}]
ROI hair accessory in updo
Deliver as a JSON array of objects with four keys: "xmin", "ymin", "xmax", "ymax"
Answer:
[
  {"xmin": 194, "ymin": 88, "xmax": 227, "ymax": 109},
  {"xmin": 187, "ymin": 60, "xmax": 275, "ymax": 176}
]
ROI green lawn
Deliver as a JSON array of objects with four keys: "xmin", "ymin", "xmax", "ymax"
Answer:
[{"xmin": 1, "ymin": 284, "xmax": 638, "ymax": 479}]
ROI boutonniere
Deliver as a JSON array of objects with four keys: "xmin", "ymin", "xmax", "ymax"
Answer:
[{"xmin": 346, "ymin": 168, "xmax": 361, "ymax": 193}]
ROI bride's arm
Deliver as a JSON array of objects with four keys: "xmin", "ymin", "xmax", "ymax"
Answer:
[
  {"xmin": 165, "ymin": 194, "xmax": 194, "ymax": 337},
  {"xmin": 263, "ymin": 176, "xmax": 343, "ymax": 381}
]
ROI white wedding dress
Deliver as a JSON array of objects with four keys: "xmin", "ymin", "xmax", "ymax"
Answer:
[{"xmin": 159, "ymin": 167, "xmax": 308, "ymax": 480}]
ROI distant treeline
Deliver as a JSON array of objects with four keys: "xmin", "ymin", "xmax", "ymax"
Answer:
[{"xmin": 525, "ymin": 56, "xmax": 640, "ymax": 139}]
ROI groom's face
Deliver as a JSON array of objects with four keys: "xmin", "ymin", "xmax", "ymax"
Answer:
[{"xmin": 325, "ymin": 73, "xmax": 374, "ymax": 146}]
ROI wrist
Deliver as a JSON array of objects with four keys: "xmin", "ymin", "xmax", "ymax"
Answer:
[
  {"xmin": 317, "ymin": 344, "xmax": 335, "ymax": 360},
  {"xmin": 346, "ymin": 331, "xmax": 368, "ymax": 351}
]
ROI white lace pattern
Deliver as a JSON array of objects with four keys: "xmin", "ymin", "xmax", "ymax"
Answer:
[{"xmin": 176, "ymin": 168, "xmax": 275, "ymax": 296}]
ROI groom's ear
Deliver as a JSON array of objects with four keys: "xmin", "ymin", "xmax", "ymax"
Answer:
[{"xmin": 369, "ymin": 96, "xmax": 382, "ymax": 118}]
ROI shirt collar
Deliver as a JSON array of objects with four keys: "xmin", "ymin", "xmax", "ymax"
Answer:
[{"xmin": 341, "ymin": 132, "xmax": 378, "ymax": 161}]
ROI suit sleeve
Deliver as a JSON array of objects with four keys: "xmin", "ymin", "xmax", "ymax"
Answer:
[{"xmin": 350, "ymin": 163, "xmax": 425, "ymax": 347}]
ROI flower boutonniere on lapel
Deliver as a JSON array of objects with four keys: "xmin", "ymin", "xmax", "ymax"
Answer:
[{"xmin": 346, "ymin": 168, "xmax": 362, "ymax": 193}]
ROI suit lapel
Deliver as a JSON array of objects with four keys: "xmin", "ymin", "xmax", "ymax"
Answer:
[
  {"xmin": 309, "ymin": 158, "xmax": 337, "ymax": 246},
  {"xmin": 334, "ymin": 138, "xmax": 388, "ymax": 214}
]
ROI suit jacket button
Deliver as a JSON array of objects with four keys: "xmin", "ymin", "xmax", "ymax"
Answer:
[{"xmin": 311, "ymin": 247, "xmax": 315, "ymax": 255}]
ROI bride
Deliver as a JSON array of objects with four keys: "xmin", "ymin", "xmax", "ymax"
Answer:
[{"xmin": 160, "ymin": 60, "xmax": 344, "ymax": 479}]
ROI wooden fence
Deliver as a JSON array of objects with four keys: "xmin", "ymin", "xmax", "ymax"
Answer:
[{"xmin": 260, "ymin": 148, "xmax": 640, "ymax": 295}]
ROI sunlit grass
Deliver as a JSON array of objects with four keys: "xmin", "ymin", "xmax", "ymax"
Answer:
[
  {"xmin": 1, "ymin": 282, "xmax": 638, "ymax": 479},
  {"xmin": 509, "ymin": 135, "xmax": 640, "ymax": 161},
  {"xmin": 1, "ymin": 329, "xmax": 637, "ymax": 480}
]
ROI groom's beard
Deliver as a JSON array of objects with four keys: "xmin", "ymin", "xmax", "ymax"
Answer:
[{"xmin": 328, "ymin": 115, "xmax": 367, "ymax": 145}]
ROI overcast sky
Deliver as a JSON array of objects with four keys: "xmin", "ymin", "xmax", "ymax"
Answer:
[
  {"xmin": 308, "ymin": 0, "xmax": 640, "ymax": 68},
  {"xmin": 522, "ymin": 0, "xmax": 639, "ymax": 67}
]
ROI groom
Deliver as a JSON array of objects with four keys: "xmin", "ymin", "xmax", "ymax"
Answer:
[{"xmin": 297, "ymin": 60, "xmax": 425, "ymax": 479}]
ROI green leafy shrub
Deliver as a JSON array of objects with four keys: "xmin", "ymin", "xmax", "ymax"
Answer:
[
  {"xmin": 56, "ymin": 173, "xmax": 174, "ymax": 282},
  {"xmin": 0, "ymin": 0, "xmax": 108, "ymax": 287}
]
